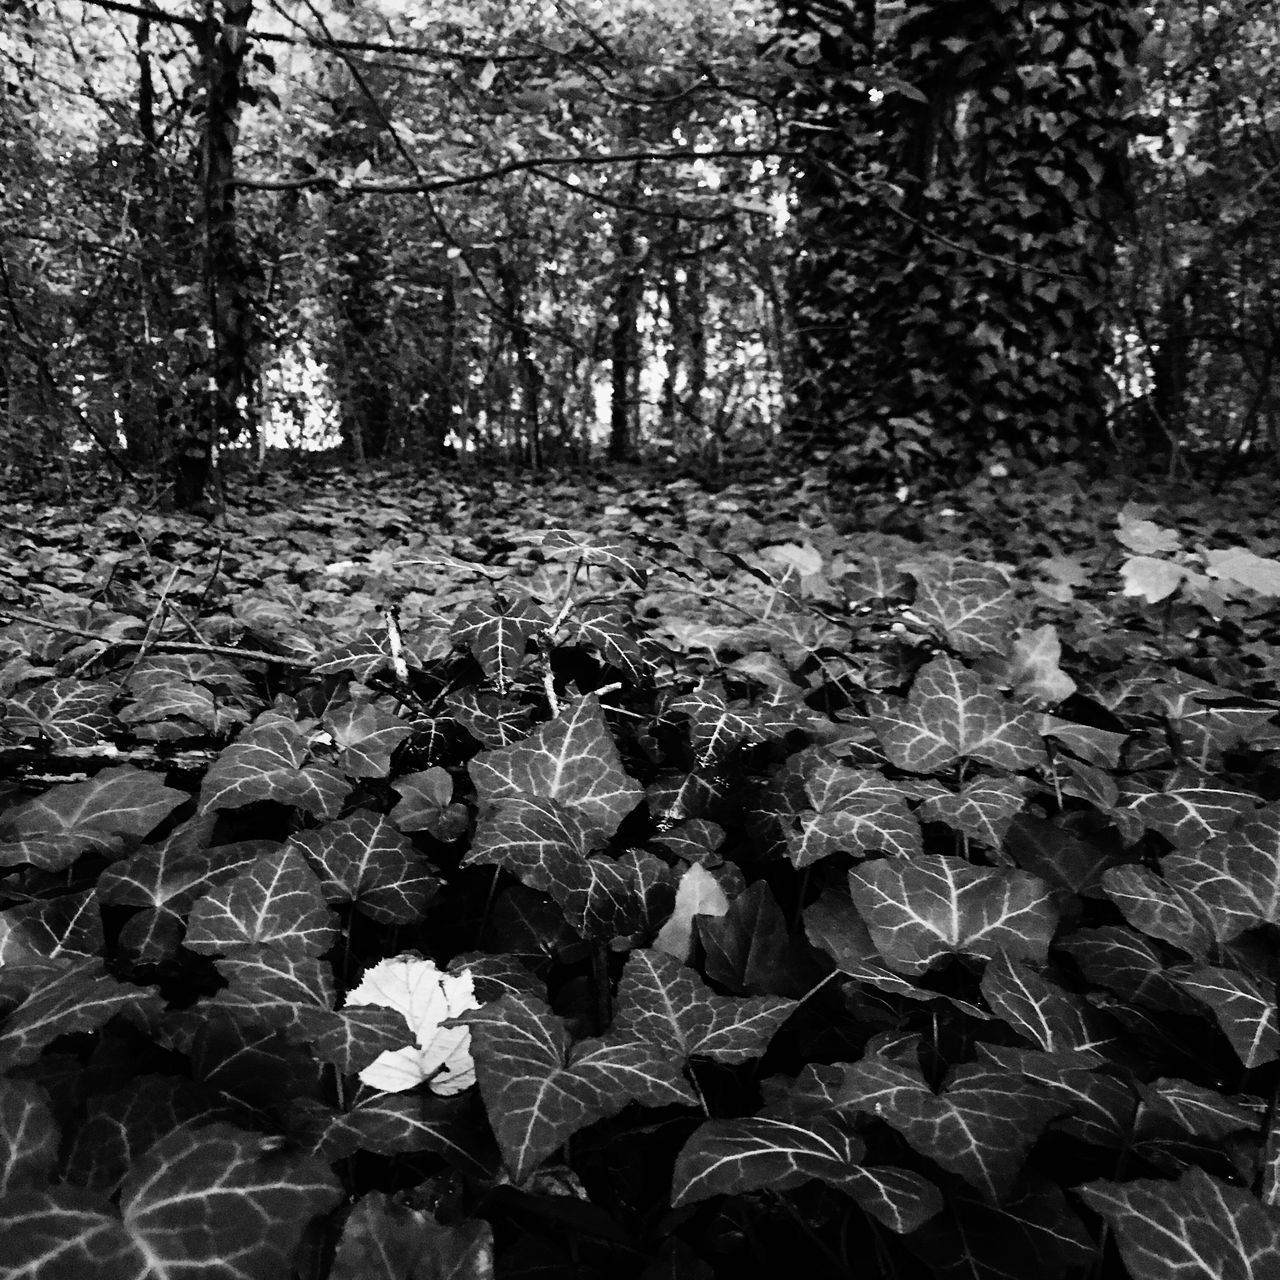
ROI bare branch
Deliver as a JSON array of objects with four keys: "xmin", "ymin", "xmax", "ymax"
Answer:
[{"xmin": 234, "ymin": 146, "xmax": 785, "ymax": 194}]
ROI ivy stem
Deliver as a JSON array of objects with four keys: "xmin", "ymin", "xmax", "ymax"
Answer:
[
  {"xmin": 474, "ymin": 867, "xmax": 502, "ymax": 949},
  {"xmin": 590, "ymin": 940, "xmax": 612, "ymax": 1033}
]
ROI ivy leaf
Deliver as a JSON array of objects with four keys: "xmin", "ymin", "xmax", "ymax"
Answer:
[
  {"xmin": 185, "ymin": 848, "xmax": 338, "ymax": 956},
  {"xmin": 917, "ymin": 777, "xmax": 1030, "ymax": 849},
  {"xmin": 3, "ymin": 678, "xmax": 117, "ymax": 748},
  {"xmin": 976, "ymin": 1044, "xmax": 1136, "ymax": 1149},
  {"xmin": 698, "ymin": 879, "xmax": 817, "ymax": 997},
  {"xmin": 63, "ymin": 1076, "xmax": 230, "ymax": 1196},
  {"xmin": 671, "ymin": 1116, "xmax": 865, "ymax": 1205},
  {"xmin": 469, "ymin": 694, "xmax": 641, "ymax": 838},
  {"xmin": 288, "ymin": 811, "xmax": 441, "ymax": 924},
  {"xmin": 1202, "ymin": 546, "xmax": 1280, "ymax": 597},
  {"xmin": 609, "ymin": 949, "xmax": 795, "ymax": 1068},
  {"xmin": 200, "ymin": 719, "xmax": 348, "ymax": 818},
  {"xmin": 1124, "ymin": 780, "xmax": 1256, "ymax": 850},
  {"xmin": 330, "ymin": 1193, "xmax": 495, "ymax": 1280},
  {"xmin": 1119, "ymin": 556, "xmax": 1186, "ymax": 602},
  {"xmin": 1078, "ymin": 1168, "xmax": 1280, "ymax": 1280},
  {"xmin": 342, "ymin": 956, "xmax": 482, "ymax": 1095},
  {"xmin": 0, "ymin": 1080, "xmax": 59, "ymax": 1194},
  {"xmin": 322, "ymin": 700, "xmax": 413, "ymax": 778},
  {"xmin": 835, "ymin": 1050, "xmax": 1065, "ymax": 1201},
  {"xmin": 907, "ymin": 1178, "xmax": 1096, "ymax": 1280},
  {"xmin": 574, "ymin": 602, "xmax": 651, "ymax": 681},
  {"xmin": 539, "ymin": 528, "xmax": 648, "ymax": 587},
  {"xmin": 843, "ymin": 555, "xmax": 911, "ymax": 605},
  {"xmin": 1041, "ymin": 717, "xmax": 1128, "ymax": 768},
  {"xmin": 390, "ymin": 768, "xmax": 469, "ymax": 841},
  {"xmin": 0, "ymin": 765, "xmax": 187, "ymax": 870},
  {"xmin": 308, "ymin": 1007, "xmax": 411, "ymax": 1075},
  {"xmin": 0, "ymin": 1123, "xmax": 343, "ymax": 1279},
  {"xmin": 466, "ymin": 993, "xmax": 696, "ymax": 1181},
  {"xmin": 0, "ymin": 962, "xmax": 161, "ymax": 1070},
  {"xmin": 298, "ymin": 1093, "xmax": 495, "ymax": 1178},
  {"xmin": 452, "ymin": 595, "xmax": 548, "ymax": 689},
  {"xmin": 870, "ymin": 656, "xmax": 1044, "ymax": 774},
  {"xmin": 121, "ymin": 1122, "xmax": 341, "ymax": 1275},
  {"xmin": 788, "ymin": 764, "xmax": 922, "ymax": 866},
  {"xmin": 1164, "ymin": 803, "xmax": 1280, "ymax": 941},
  {"xmin": 100, "ymin": 832, "xmax": 268, "ymax": 964},
  {"xmin": 1171, "ymin": 965, "xmax": 1280, "ymax": 1068},
  {"xmin": 1137, "ymin": 1078, "xmax": 1265, "ymax": 1141},
  {"xmin": 1005, "ymin": 625, "xmax": 1077, "ymax": 707},
  {"xmin": 979, "ymin": 953, "xmax": 1103, "ymax": 1053},
  {"xmin": 1, "ymin": 886, "xmax": 104, "ymax": 965},
  {"xmin": 466, "ymin": 795, "xmax": 642, "ymax": 939},
  {"xmin": 848, "ymin": 854, "xmax": 1059, "ymax": 974},
  {"xmin": 1058, "ymin": 926, "xmax": 1195, "ymax": 1012},
  {"xmin": 1100, "ymin": 865, "xmax": 1216, "ymax": 954},
  {"xmin": 653, "ymin": 863, "xmax": 730, "ymax": 961},
  {"xmin": 905, "ymin": 558, "xmax": 1018, "ymax": 656},
  {"xmin": 208, "ymin": 947, "xmax": 334, "ymax": 1039},
  {"xmin": 671, "ymin": 1112, "xmax": 944, "ymax": 1232},
  {"xmin": 0, "ymin": 1185, "xmax": 148, "ymax": 1278},
  {"xmin": 666, "ymin": 682, "xmax": 769, "ymax": 767}
]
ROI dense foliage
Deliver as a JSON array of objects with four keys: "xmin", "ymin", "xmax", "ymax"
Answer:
[
  {"xmin": 4, "ymin": 0, "xmax": 1280, "ymax": 503},
  {"xmin": 1, "ymin": 465, "xmax": 1279, "ymax": 1278},
  {"xmin": 783, "ymin": 0, "xmax": 1144, "ymax": 467}
]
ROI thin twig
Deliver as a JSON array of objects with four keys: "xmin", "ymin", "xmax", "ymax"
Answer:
[{"xmin": 0, "ymin": 609, "xmax": 314, "ymax": 669}]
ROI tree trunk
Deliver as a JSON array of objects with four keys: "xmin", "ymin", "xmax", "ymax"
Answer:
[
  {"xmin": 181, "ymin": 0, "xmax": 255, "ymax": 509},
  {"xmin": 609, "ymin": 159, "xmax": 644, "ymax": 464}
]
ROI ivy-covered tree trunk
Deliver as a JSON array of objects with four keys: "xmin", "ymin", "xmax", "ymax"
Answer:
[
  {"xmin": 609, "ymin": 158, "xmax": 644, "ymax": 464},
  {"xmin": 179, "ymin": 0, "xmax": 255, "ymax": 509},
  {"xmin": 781, "ymin": 0, "xmax": 1145, "ymax": 474},
  {"xmin": 777, "ymin": 0, "xmax": 876, "ymax": 459}
]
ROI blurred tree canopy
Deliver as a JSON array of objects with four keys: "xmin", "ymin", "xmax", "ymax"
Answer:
[{"xmin": 1, "ymin": 0, "xmax": 1277, "ymax": 506}]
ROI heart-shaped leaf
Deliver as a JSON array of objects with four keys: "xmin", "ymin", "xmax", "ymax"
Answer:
[
  {"xmin": 297, "ymin": 1093, "xmax": 495, "ymax": 1178},
  {"xmin": 200, "ymin": 719, "xmax": 348, "ymax": 818},
  {"xmin": 609, "ymin": 948, "xmax": 795, "ymax": 1067},
  {"xmin": 1078, "ymin": 1168, "xmax": 1280, "ymax": 1280},
  {"xmin": 1100, "ymin": 863, "xmax": 1215, "ymax": 954},
  {"xmin": 0, "ymin": 1080, "xmax": 59, "ymax": 1195},
  {"xmin": 0, "ymin": 1123, "xmax": 343, "ymax": 1280},
  {"xmin": 452, "ymin": 595, "xmax": 548, "ymax": 689},
  {"xmin": 789, "ymin": 764, "xmax": 922, "ymax": 866},
  {"xmin": 0, "ymin": 766, "xmax": 188, "ymax": 870},
  {"xmin": 848, "ymin": 855, "xmax": 1058, "ymax": 974},
  {"xmin": 917, "ymin": 777, "xmax": 1030, "ymax": 849},
  {"xmin": 870, "ymin": 656, "xmax": 1044, "ymax": 774},
  {"xmin": 905, "ymin": 558, "xmax": 1018, "ymax": 656},
  {"xmin": 979, "ymin": 953, "xmax": 1103, "ymax": 1053},
  {"xmin": 289, "ymin": 811, "xmax": 441, "ymax": 924},
  {"xmin": 469, "ymin": 694, "xmax": 641, "ymax": 838},
  {"xmin": 0, "ymin": 962, "xmax": 161, "ymax": 1070},
  {"xmin": 330, "ymin": 1192, "xmax": 494, "ymax": 1280},
  {"xmin": 1163, "ymin": 802, "xmax": 1280, "ymax": 942},
  {"xmin": 835, "ymin": 1050, "xmax": 1065, "ymax": 1201},
  {"xmin": 323, "ymin": 699, "xmax": 413, "ymax": 778},
  {"xmin": 1171, "ymin": 965, "xmax": 1280, "ymax": 1068},
  {"xmin": 466, "ymin": 993, "xmax": 695, "ymax": 1180},
  {"xmin": 185, "ymin": 848, "xmax": 338, "ymax": 956}
]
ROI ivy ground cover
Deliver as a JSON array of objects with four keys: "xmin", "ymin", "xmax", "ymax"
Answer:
[{"xmin": 0, "ymin": 463, "xmax": 1279, "ymax": 1278}]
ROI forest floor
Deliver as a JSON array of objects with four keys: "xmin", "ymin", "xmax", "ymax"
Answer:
[{"xmin": 2, "ymin": 458, "xmax": 1280, "ymax": 1280}]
